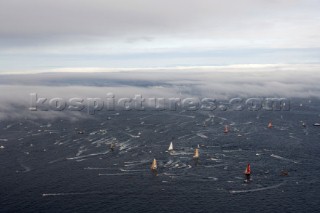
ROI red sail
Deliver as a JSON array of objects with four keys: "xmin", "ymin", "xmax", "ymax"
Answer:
[{"xmin": 245, "ymin": 164, "xmax": 251, "ymax": 174}]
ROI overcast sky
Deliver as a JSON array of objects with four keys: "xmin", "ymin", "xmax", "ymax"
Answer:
[{"xmin": 0, "ymin": 0, "xmax": 320, "ymax": 73}]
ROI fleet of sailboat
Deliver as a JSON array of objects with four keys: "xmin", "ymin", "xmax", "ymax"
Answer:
[
  {"xmin": 147, "ymin": 121, "xmax": 299, "ymax": 181},
  {"xmin": 152, "ymin": 142, "xmax": 254, "ymax": 182}
]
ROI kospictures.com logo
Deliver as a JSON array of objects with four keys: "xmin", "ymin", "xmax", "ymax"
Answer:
[{"xmin": 29, "ymin": 93, "xmax": 290, "ymax": 115}]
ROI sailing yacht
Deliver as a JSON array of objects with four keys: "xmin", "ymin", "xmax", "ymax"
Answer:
[
  {"xmin": 244, "ymin": 163, "xmax": 251, "ymax": 182},
  {"xmin": 224, "ymin": 125, "xmax": 229, "ymax": 133},
  {"xmin": 193, "ymin": 148, "xmax": 199, "ymax": 159},
  {"xmin": 168, "ymin": 142, "xmax": 173, "ymax": 151},
  {"xmin": 110, "ymin": 143, "xmax": 116, "ymax": 151},
  {"xmin": 151, "ymin": 158, "xmax": 157, "ymax": 171},
  {"xmin": 268, "ymin": 121, "xmax": 273, "ymax": 128}
]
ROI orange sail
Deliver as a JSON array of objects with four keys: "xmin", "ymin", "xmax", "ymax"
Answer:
[
  {"xmin": 244, "ymin": 163, "xmax": 251, "ymax": 175},
  {"xmin": 268, "ymin": 121, "xmax": 273, "ymax": 128},
  {"xmin": 150, "ymin": 158, "xmax": 157, "ymax": 171},
  {"xmin": 193, "ymin": 148, "xmax": 199, "ymax": 159}
]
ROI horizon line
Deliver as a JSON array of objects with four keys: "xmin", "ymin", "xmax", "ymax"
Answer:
[{"xmin": 1, "ymin": 63, "xmax": 320, "ymax": 75}]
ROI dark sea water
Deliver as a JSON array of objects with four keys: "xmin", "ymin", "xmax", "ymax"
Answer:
[{"xmin": 1, "ymin": 100, "xmax": 320, "ymax": 213}]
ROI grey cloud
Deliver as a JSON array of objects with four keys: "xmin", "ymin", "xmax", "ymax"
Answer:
[
  {"xmin": 1, "ymin": 0, "xmax": 319, "ymax": 41},
  {"xmin": 0, "ymin": 64, "xmax": 320, "ymax": 119},
  {"xmin": 1, "ymin": 0, "xmax": 319, "ymax": 69}
]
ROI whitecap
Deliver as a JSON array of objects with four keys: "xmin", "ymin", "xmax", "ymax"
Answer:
[
  {"xmin": 270, "ymin": 154, "xmax": 299, "ymax": 164},
  {"xmin": 230, "ymin": 182, "xmax": 286, "ymax": 194}
]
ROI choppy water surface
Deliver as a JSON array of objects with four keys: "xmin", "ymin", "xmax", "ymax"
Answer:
[{"xmin": 1, "ymin": 106, "xmax": 320, "ymax": 212}]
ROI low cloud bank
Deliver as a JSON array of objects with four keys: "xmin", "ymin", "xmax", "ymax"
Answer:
[{"xmin": 0, "ymin": 64, "xmax": 319, "ymax": 120}]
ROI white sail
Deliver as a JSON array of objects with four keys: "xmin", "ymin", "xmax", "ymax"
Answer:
[{"xmin": 168, "ymin": 142, "xmax": 173, "ymax": 151}]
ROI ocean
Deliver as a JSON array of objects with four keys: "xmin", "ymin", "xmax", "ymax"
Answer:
[{"xmin": 1, "ymin": 103, "xmax": 320, "ymax": 212}]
